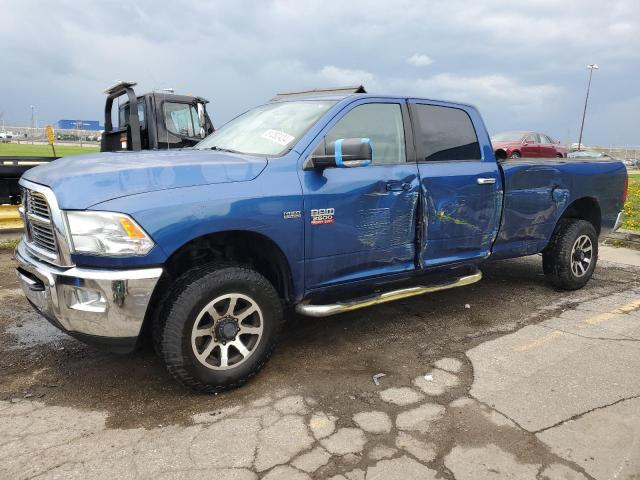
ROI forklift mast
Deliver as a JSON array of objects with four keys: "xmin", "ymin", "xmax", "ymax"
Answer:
[{"xmin": 101, "ymin": 81, "xmax": 214, "ymax": 152}]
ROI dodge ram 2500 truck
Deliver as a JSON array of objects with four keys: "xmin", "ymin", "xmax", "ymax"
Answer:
[{"xmin": 15, "ymin": 89, "xmax": 628, "ymax": 392}]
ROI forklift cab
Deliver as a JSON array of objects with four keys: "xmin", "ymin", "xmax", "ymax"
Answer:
[{"xmin": 101, "ymin": 81, "xmax": 214, "ymax": 152}]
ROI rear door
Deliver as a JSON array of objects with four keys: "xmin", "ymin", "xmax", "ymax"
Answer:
[
  {"xmin": 538, "ymin": 134, "xmax": 556, "ymax": 157},
  {"xmin": 300, "ymin": 99, "xmax": 420, "ymax": 290},
  {"xmin": 408, "ymin": 101, "xmax": 502, "ymax": 267}
]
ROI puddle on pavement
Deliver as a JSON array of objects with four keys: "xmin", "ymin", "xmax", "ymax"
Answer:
[{"xmin": 4, "ymin": 312, "xmax": 71, "ymax": 350}]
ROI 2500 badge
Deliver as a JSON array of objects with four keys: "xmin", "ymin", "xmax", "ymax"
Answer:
[{"xmin": 310, "ymin": 208, "xmax": 335, "ymax": 225}]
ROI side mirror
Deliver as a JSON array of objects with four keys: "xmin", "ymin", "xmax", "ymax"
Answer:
[{"xmin": 305, "ymin": 138, "xmax": 373, "ymax": 170}]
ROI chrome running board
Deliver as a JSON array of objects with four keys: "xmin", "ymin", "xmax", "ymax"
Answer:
[{"xmin": 296, "ymin": 271, "xmax": 482, "ymax": 317}]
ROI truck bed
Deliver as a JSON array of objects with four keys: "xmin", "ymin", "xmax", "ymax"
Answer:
[{"xmin": 491, "ymin": 157, "xmax": 627, "ymax": 259}]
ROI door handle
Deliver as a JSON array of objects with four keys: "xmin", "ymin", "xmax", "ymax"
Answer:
[{"xmin": 477, "ymin": 177, "xmax": 496, "ymax": 185}]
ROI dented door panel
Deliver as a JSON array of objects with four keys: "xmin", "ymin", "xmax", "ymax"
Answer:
[
  {"xmin": 418, "ymin": 161, "xmax": 502, "ymax": 266},
  {"xmin": 408, "ymin": 100, "xmax": 502, "ymax": 267},
  {"xmin": 302, "ymin": 165, "xmax": 419, "ymax": 289}
]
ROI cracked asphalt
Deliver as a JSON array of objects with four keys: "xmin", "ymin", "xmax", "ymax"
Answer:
[{"xmin": 1, "ymin": 246, "xmax": 639, "ymax": 479}]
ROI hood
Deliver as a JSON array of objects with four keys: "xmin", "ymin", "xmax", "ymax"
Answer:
[{"xmin": 22, "ymin": 149, "xmax": 268, "ymax": 209}]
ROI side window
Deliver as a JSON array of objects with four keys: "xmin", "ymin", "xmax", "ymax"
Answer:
[
  {"xmin": 325, "ymin": 103, "xmax": 406, "ymax": 165},
  {"xmin": 540, "ymin": 134, "xmax": 552, "ymax": 144},
  {"xmin": 138, "ymin": 102, "xmax": 145, "ymax": 128},
  {"xmin": 190, "ymin": 107, "xmax": 204, "ymax": 138},
  {"xmin": 164, "ymin": 102, "xmax": 197, "ymax": 137},
  {"xmin": 413, "ymin": 104, "xmax": 481, "ymax": 161},
  {"xmin": 525, "ymin": 134, "xmax": 538, "ymax": 143},
  {"xmin": 118, "ymin": 101, "xmax": 145, "ymax": 129}
]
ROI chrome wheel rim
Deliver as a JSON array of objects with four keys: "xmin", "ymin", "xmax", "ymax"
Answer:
[
  {"xmin": 571, "ymin": 234, "xmax": 593, "ymax": 278},
  {"xmin": 191, "ymin": 293, "xmax": 263, "ymax": 371}
]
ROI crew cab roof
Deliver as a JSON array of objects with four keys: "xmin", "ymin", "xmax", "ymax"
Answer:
[
  {"xmin": 271, "ymin": 85, "xmax": 366, "ymax": 101},
  {"xmin": 269, "ymin": 90, "xmax": 477, "ymax": 111}
]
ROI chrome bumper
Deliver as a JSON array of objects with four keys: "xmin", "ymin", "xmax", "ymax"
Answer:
[
  {"xmin": 613, "ymin": 211, "xmax": 625, "ymax": 232},
  {"xmin": 15, "ymin": 240, "xmax": 162, "ymax": 344}
]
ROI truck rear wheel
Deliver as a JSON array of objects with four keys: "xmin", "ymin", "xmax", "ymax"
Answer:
[
  {"xmin": 156, "ymin": 265, "xmax": 284, "ymax": 393},
  {"xmin": 543, "ymin": 219, "xmax": 598, "ymax": 290}
]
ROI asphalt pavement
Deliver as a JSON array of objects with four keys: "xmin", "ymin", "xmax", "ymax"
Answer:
[{"xmin": 1, "ymin": 246, "xmax": 639, "ymax": 479}]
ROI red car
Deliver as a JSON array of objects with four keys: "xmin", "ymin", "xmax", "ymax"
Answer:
[{"xmin": 491, "ymin": 131, "xmax": 567, "ymax": 159}]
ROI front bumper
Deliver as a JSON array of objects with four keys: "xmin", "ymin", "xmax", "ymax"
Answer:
[{"xmin": 14, "ymin": 240, "xmax": 162, "ymax": 352}]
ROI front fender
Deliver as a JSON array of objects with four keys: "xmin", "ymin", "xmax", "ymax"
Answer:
[{"xmin": 85, "ymin": 159, "xmax": 305, "ymax": 292}]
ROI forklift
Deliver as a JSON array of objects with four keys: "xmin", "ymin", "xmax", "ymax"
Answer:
[{"xmin": 101, "ymin": 81, "xmax": 215, "ymax": 152}]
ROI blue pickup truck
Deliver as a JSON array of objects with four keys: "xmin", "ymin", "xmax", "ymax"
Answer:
[{"xmin": 15, "ymin": 87, "xmax": 628, "ymax": 392}]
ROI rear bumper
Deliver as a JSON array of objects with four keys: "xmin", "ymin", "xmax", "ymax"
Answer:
[{"xmin": 14, "ymin": 239, "xmax": 162, "ymax": 353}]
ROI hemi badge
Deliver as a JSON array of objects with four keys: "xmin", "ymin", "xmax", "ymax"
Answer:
[{"xmin": 283, "ymin": 211, "xmax": 302, "ymax": 219}]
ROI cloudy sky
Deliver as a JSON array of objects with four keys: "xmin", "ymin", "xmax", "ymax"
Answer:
[{"xmin": 1, "ymin": 0, "xmax": 638, "ymax": 145}]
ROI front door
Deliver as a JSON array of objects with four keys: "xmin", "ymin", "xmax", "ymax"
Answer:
[
  {"xmin": 300, "ymin": 100, "xmax": 420, "ymax": 290},
  {"xmin": 408, "ymin": 101, "xmax": 502, "ymax": 267},
  {"xmin": 521, "ymin": 133, "xmax": 540, "ymax": 157}
]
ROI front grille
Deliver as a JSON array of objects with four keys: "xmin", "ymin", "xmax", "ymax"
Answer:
[
  {"xmin": 24, "ymin": 190, "xmax": 58, "ymax": 256},
  {"xmin": 27, "ymin": 191, "xmax": 51, "ymax": 218}
]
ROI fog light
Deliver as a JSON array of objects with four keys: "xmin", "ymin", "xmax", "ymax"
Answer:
[{"xmin": 65, "ymin": 286, "xmax": 107, "ymax": 312}]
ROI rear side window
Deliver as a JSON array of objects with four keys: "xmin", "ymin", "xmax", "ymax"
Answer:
[
  {"xmin": 413, "ymin": 104, "xmax": 481, "ymax": 161},
  {"xmin": 118, "ymin": 100, "xmax": 145, "ymax": 129}
]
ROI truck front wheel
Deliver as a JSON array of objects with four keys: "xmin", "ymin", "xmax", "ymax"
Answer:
[
  {"xmin": 543, "ymin": 219, "xmax": 598, "ymax": 290},
  {"xmin": 156, "ymin": 265, "xmax": 284, "ymax": 393}
]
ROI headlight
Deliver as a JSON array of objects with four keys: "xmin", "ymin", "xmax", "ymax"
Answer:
[{"xmin": 65, "ymin": 211, "xmax": 154, "ymax": 256}]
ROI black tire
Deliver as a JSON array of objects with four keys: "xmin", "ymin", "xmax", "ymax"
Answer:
[
  {"xmin": 155, "ymin": 264, "xmax": 284, "ymax": 393},
  {"xmin": 543, "ymin": 219, "xmax": 598, "ymax": 290},
  {"xmin": 510, "ymin": 151, "xmax": 521, "ymax": 159}
]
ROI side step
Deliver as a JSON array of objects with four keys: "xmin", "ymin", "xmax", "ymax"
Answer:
[{"xmin": 296, "ymin": 271, "xmax": 482, "ymax": 317}]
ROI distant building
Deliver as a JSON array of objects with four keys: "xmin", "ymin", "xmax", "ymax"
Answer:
[{"xmin": 56, "ymin": 119, "xmax": 102, "ymax": 131}]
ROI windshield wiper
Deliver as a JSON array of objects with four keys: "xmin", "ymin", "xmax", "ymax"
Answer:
[{"xmin": 208, "ymin": 146, "xmax": 242, "ymax": 154}]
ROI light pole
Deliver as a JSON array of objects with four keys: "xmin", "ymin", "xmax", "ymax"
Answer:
[
  {"xmin": 577, "ymin": 64, "xmax": 599, "ymax": 150},
  {"xmin": 76, "ymin": 120, "xmax": 83, "ymax": 147}
]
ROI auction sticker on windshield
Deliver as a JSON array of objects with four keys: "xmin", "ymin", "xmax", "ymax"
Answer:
[{"xmin": 261, "ymin": 129, "xmax": 295, "ymax": 146}]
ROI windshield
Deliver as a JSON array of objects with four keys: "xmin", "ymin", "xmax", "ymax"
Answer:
[
  {"xmin": 491, "ymin": 131, "xmax": 525, "ymax": 142},
  {"xmin": 196, "ymin": 100, "xmax": 336, "ymax": 156}
]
